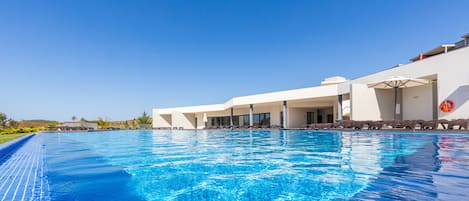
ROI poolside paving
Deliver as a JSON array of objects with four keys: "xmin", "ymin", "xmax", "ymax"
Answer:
[{"xmin": 0, "ymin": 135, "xmax": 49, "ymax": 201}]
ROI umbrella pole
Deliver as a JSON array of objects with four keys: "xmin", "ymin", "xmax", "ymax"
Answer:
[{"xmin": 394, "ymin": 87, "xmax": 398, "ymax": 120}]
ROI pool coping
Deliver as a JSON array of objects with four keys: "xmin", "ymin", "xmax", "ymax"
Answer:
[{"xmin": 0, "ymin": 133, "xmax": 36, "ymax": 155}]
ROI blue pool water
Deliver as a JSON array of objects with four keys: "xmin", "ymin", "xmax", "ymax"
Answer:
[{"xmin": 2, "ymin": 130, "xmax": 469, "ymax": 200}]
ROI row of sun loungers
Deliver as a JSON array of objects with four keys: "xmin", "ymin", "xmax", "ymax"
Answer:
[
  {"xmin": 199, "ymin": 119, "xmax": 468, "ymax": 131},
  {"xmin": 205, "ymin": 125, "xmax": 277, "ymax": 130},
  {"xmin": 302, "ymin": 119, "xmax": 469, "ymax": 130}
]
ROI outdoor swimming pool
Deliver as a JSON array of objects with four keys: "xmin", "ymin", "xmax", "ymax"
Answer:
[{"xmin": 1, "ymin": 130, "xmax": 469, "ymax": 200}]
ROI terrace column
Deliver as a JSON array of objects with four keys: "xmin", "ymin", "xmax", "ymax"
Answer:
[
  {"xmin": 230, "ymin": 108, "xmax": 234, "ymax": 128},
  {"xmin": 337, "ymin": 95, "xmax": 343, "ymax": 121},
  {"xmin": 249, "ymin": 104, "xmax": 254, "ymax": 127},
  {"xmin": 282, "ymin": 101, "xmax": 287, "ymax": 129}
]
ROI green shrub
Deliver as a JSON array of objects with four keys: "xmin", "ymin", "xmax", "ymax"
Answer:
[{"xmin": 0, "ymin": 127, "xmax": 39, "ymax": 135}]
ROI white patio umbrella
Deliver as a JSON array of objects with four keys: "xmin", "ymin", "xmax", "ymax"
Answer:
[
  {"xmin": 367, "ymin": 76, "xmax": 430, "ymax": 119},
  {"xmin": 203, "ymin": 113, "xmax": 208, "ymax": 122},
  {"xmin": 203, "ymin": 113, "xmax": 208, "ymax": 126}
]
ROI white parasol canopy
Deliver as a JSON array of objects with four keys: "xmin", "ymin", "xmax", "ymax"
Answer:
[
  {"xmin": 203, "ymin": 113, "xmax": 208, "ymax": 122},
  {"xmin": 367, "ymin": 76, "xmax": 430, "ymax": 89},
  {"xmin": 368, "ymin": 76, "xmax": 430, "ymax": 119}
]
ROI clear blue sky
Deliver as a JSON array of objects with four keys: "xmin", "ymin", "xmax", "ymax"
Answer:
[{"xmin": 1, "ymin": 0, "xmax": 469, "ymax": 121}]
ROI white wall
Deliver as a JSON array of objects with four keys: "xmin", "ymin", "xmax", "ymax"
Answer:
[
  {"xmin": 152, "ymin": 109, "xmax": 172, "ymax": 128},
  {"xmin": 270, "ymin": 107, "xmax": 282, "ymax": 127},
  {"xmin": 341, "ymin": 47, "xmax": 469, "ymax": 120},
  {"xmin": 171, "ymin": 111, "xmax": 195, "ymax": 129},
  {"xmin": 195, "ymin": 113, "xmax": 205, "ymax": 129},
  {"xmin": 402, "ymin": 84, "xmax": 434, "ymax": 120},
  {"xmin": 287, "ymin": 108, "xmax": 307, "ymax": 128},
  {"xmin": 350, "ymin": 84, "xmax": 394, "ymax": 121}
]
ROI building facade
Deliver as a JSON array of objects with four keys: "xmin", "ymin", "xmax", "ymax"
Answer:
[{"xmin": 153, "ymin": 34, "xmax": 469, "ymax": 129}]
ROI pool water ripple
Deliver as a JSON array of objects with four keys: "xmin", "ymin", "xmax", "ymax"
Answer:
[{"xmin": 33, "ymin": 130, "xmax": 469, "ymax": 200}]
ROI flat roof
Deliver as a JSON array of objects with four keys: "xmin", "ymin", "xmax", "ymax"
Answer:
[{"xmin": 155, "ymin": 84, "xmax": 339, "ymax": 114}]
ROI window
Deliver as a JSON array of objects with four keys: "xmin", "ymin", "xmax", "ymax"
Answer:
[
  {"xmin": 259, "ymin": 113, "xmax": 270, "ymax": 126},
  {"xmin": 307, "ymin": 112, "xmax": 314, "ymax": 124},
  {"xmin": 208, "ymin": 113, "xmax": 271, "ymax": 127},
  {"xmin": 243, "ymin": 115, "xmax": 250, "ymax": 125},
  {"xmin": 233, "ymin": 116, "xmax": 239, "ymax": 126},
  {"xmin": 327, "ymin": 114, "xmax": 333, "ymax": 123},
  {"xmin": 253, "ymin": 114, "xmax": 260, "ymax": 125}
]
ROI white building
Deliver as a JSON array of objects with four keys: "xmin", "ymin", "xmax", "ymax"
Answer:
[
  {"xmin": 60, "ymin": 121, "xmax": 99, "ymax": 130},
  {"xmin": 153, "ymin": 34, "xmax": 469, "ymax": 129}
]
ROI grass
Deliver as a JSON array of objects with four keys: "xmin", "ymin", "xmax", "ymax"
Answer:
[
  {"xmin": 0, "ymin": 133, "xmax": 30, "ymax": 144},
  {"xmin": 0, "ymin": 127, "xmax": 40, "ymax": 144}
]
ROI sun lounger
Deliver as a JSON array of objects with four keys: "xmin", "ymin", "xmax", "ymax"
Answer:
[
  {"xmin": 421, "ymin": 120, "xmax": 436, "ymax": 130},
  {"xmin": 385, "ymin": 120, "xmax": 415, "ymax": 129},
  {"xmin": 398, "ymin": 120, "xmax": 420, "ymax": 130},
  {"xmin": 388, "ymin": 120, "xmax": 404, "ymax": 129},
  {"xmin": 447, "ymin": 119, "xmax": 461, "ymax": 129},
  {"xmin": 330, "ymin": 120, "xmax": 352, "ymax": 129},
  {"xmin": 448, "ymin": 119, "xmax": 469, "ymax": 130},
  {"xmin": 351, "ymin": 121, "xmax": 368, "ymax": 130},
  {"xmin": 310, "ymin": 123, "xmax": 318, "ymax": 129},
  {"xmin": 368, "ymin": 121, "xmax": 384, "ymax": 130},
  {"xmin": 460, "ymin": 119, "xmax": 469, "ymax": 130},
  {"xmin": 318, "ymin": 123, "xmax": 332, "ymax": 129},
  {"xmin": 422, "ymin": 119, "xmax": 448, "ymax": 130},
  {"xmin": 331, "ymin": 122, "xmax": 341, "ymax": 129}
]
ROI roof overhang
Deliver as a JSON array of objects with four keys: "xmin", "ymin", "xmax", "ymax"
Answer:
[{"xmin": 155, "ymin": 84, "xmax": 339, "ymax": 114}]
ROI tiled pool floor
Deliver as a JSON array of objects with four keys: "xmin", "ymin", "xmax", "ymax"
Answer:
[
  {"xmin": 0, "ymin": 135, "xmax": 49, "ymax": 201},
  {"xmin": 2, "ymin": 131, "xmax": 469, "ymax": 201}
]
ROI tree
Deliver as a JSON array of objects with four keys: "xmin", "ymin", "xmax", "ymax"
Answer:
[
  {"xmin": 123, "ymin": 121, "xmax": 129, "ymax": 129},
  {"xmin": 6, "ymin": 119, "xmax": 19, "ymax": 128},
  {"xmin": 72, "ymin": 116, "xmax": 77, "ymax": 121},
  {"xmin": 47, "ymin": 121, "xmax": 59, "ymax": 127},
  {"xmin": 136, "ymin": 111, "xmax": 152, "ymax": 125},
  {"xmin": 132, "ymin": 118, "xmax": 138, "ymax": 129},
  {"xmin": 80, "ymin": 117, "xmax": 86, "ymax": 127},
  {"xmin": 97, "ymin": 117, "xmax": 109, "ymax": 128},
  {"xmin": 0, "ymin": 112, "xmax": 7, "ymax": 127}
]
